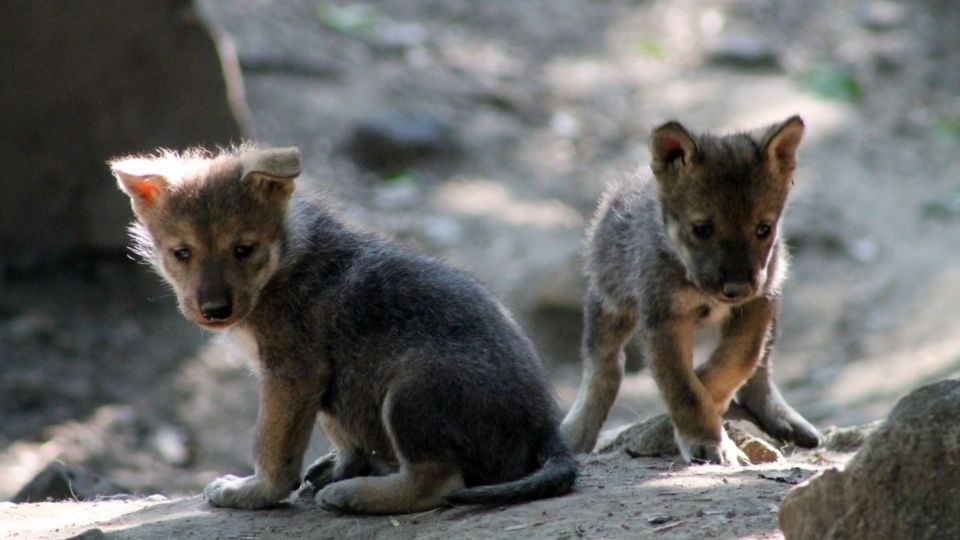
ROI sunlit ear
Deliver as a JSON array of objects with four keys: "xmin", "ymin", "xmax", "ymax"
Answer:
[
  {"xmin": 650, "ymin": 121, "xmax": 700, "ymax": 176},
  {"xmin": 241, "ymin": 147, "xmax": 301, "ymax": 200},
  {"xmin": 111, "ymin": 158, "xmax": 171, "ymax": 216},
  {"xmin": 758, "ymin": 115, "xmax": 804, "ymax": 179}
]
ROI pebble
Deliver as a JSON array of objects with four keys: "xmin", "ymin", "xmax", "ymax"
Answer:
[
  {"xmin": 705, "ymin": 35, "xmax": 781, "ymax": 70},
  {"xmin": 344, "ymin": 113, "xmax": 459, "ymax": 172}
]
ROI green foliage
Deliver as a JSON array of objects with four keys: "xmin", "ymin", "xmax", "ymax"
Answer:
[
  {"xmin": 920, "ymin": 194, "xmax": 960, "ymax": 221},
  {"xmin": 934, "ymin": 116, "xmax": 960, "ymax": 141},
  {"xmin": 633, "ymin": 40, "xmax": 666, "ymax": 60},
  {"xmin": 798, "ymin": 65, "xmax": 862, "ymax": 103},
  {"xmin": 316, "ymin": 3, "xmax": 379, "ymax": 35}
]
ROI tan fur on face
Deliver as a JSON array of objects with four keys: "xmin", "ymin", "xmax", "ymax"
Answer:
[{"xmin": 113, "ymin": 147, "xmax": 297, "ymax": 330}]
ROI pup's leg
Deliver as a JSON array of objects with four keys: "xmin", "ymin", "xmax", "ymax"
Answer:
[
  {"xmin": 317, "ymin": 390, "xmax": 463, "ymax": 514},
  {"xmin": 696, "ymin": 297, "xmax": 777, "ymax": 414},
  {"xmin": 736, "ymin": 358, "xmax": 822, "ymax": 448},
  {"xmin": 648, "ymin": 318, "xmax": 746, "ymax": 465},
  {"xmin": 205, "ymin": 377, "xmax": 318, "ymax": 509},
  {"xmin": 299, "ymin": 445, "xmax": 399, "ymax": 500},
  {"xmin": 318, "ymin": 461, "xmax": 464, "ymax": 514},
  {"xmin": 561, "ymin": 292, "xmax": 638, "ymax": 453}
]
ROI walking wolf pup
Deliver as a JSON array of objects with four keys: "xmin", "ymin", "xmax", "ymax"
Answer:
[
  {"xmin": 561, "ymin": 116, "xmax": 821, "ymax": 463},
  {"xmin": 112, "ymin": 146, "xmax": 576, "ymax": 513}
]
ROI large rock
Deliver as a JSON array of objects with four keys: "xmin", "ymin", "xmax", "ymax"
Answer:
[
  {"xmin": 779, "ymin": 379, "xmax": 960, "ymax": 539},
  {"xmin": 0, "ymin": 0, "xmax": 247, "ymax": 271},
  {"xmin": 12, "ymin": 462, "xmax": 130, "ymax": 503}
]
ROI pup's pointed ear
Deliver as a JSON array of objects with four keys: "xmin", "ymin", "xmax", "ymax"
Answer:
[
  {"xmin": 650, "ymin": 121, "xmax": 700, "ymax": 176},
  {"xmin": 111, "ymin": 158, "xmax": 171, "ymax": 216},
  {"xmin": 758, "ymin": 115, "xmax": 804, "ymax": 179},
  {"xmin": 242, "ymin": 147, "xmax": 301, "ymax": 200}
]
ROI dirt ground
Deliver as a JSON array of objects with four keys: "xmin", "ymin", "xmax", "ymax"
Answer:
[
  {"xmin": 2, "ymin": 0, "xmax": 960, "ymax": 537},
  {"xmin": 4, "ymin": 444, "xmax": 852, "ymax": 540}
]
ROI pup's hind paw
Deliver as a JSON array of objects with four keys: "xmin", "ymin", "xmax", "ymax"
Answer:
[
  {"xmin": 676, "ymin": 428, "xmax": 750, "ymax": 466},
  {"xmin": 318, "ymin": 481, "xmax": 363, "ymax": 514},
  {"xmin": 204, "ymin": 474, "xmax": 287, "ymax": 509},
  {"xmin": 736, "ymin": 397, "xmax": 822, "ymax": 448}
]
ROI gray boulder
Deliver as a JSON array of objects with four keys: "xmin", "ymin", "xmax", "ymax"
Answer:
[
  {"xmin": 0, "ymin": 0, "xmax": 247, "ymax": 271},
  {"xmin": 779, "ymin": 379, "xmax": 960, "ymax": 539},
  {"xmin": 12, "ymin": 462, "xmax": 130, "ymax": 503}
]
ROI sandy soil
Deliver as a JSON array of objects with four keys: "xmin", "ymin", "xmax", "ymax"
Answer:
[
  {"xmin": 2, "ymin": 446, "xmax": 850, "ymax": 540},
  {"xmin": 2, "ymin": 0, "xmax": 960, "ymax": 537}
]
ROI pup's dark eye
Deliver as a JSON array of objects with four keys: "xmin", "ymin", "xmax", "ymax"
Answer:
[
  {"xmin": 691, "ymin": 223, "xmax": 714, "ymax": 240},
  {"xmin": 756, "ymin": 223, "xmax": 772, "ymax": 239},
  {"xmin": 171, "ymin": 247, "xmax": 191, "ymax": 262},
  {"xmin": 234, "ymin": 244, "xmax": 256, "ymax": 261}
]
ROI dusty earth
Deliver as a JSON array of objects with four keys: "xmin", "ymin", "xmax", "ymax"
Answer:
[
  {"xmin": 2, "ymin": 447, "xmax": 848, "ymax": 540},
  {"xmin": 2, "ymin": 0, "xmax": 960, "ymax": 537}
]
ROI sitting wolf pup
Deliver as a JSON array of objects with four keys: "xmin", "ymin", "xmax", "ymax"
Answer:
[
  {"xmin": 112, "ymin": 146, "xmax": 576, "ymax": 513},
  {"xmin": 561, "ymin": 116, "xmax": 821, "ymax": 463}
]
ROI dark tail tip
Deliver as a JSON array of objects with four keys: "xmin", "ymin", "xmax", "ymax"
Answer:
[{"xmin": 446, "ymin": 454, "xmax": 578, "ymax": 506}]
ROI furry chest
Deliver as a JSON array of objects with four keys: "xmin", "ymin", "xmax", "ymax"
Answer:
[
  {"xmin": 671, "ymin": 289, "xmax": 733, "ymax": 326},
  {"xmin": 228, "ymin": 326, "xmax": 261, "ymax": 364}
]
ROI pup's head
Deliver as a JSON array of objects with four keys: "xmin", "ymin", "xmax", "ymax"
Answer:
[
  {"xmin": 112, "ymin": 146, "xmax": 301, "ymax": 330},
  {"xmin": 649, "ymin": 116, "xmax": 803, "ymax": 304}
]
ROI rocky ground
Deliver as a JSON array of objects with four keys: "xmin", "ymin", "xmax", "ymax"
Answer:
[{"xmin": 2, "ymin": 0, "xmax": 960, "ymax": 537}]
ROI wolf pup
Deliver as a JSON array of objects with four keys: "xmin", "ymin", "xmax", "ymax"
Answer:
[
  {"xmin": 561, "ymin": 116, "xmax": 821, "ymax": 463},
  {"xmin": 111, "ymin": 146, "xmax": 576, "ymax": 513}
]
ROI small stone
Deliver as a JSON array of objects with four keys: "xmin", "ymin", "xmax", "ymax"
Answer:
[
  {"xmin": 149, "ymin": 426, "xmax": 192, "ymax": 467},
  {"xmin": 344, "ymin": 113, "xmax": 459, "ymax": 173},
  {"xmin": 420, "ymin": 216, "xmax": 463, "ymax": 248},
  {"xmin": 66, "ymin": 529, "xmax": 105, "ymax": 540},
  {"xmin": 3, "ymin": 311, "xmax": 55, "ymax": 342},
  {"xmin": 611, "ymin": 415, "xmax": 678, "ymax": 457},
  {"xmin": 726, "ymin": 424, "xmax": 784, "ymax": 464},
  {"xmin": 705, "ymin": 35, "xmax": 781, "ymax": 70},
  {"xmin": 372, "ymin": 181, "xmax": 421, "ymax": 210},
  {"xmin": 371, "ymin": 21, "xmax": 428, "ymax": 53},
  {"xmin": 856, "ymin": 1, "xmax": 907, "ymax": 32}
]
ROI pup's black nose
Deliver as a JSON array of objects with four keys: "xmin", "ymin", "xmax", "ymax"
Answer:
[
  {"xmin": 721, "ymin": 282, "xmax": 752, "ymax": 300},
  {"xmin": 201, "ymin": 302, "xmax": 233, "ymax": 321}
]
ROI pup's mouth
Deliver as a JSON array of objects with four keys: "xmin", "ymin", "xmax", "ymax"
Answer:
[
  {"xmin": 183, "ymin": 308, "xmax": 246, "ymax": 331},
  {"xmin": 712, "ymin": 293, "xmax": 753, "ymax": 306},
  {"xmin": 196, "ymin": 318, "xmax": 240, "ymax": 331}
]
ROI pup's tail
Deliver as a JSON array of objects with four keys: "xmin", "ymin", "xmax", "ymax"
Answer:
[{"xmin": 446, "ymin": 428, "xmax": 578, "ymax": 505}]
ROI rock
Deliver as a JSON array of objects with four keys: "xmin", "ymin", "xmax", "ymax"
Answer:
[
  {"xmin": 12, "ymin": 462, "xmax": 131, "ymax": 503},
  {"xmin": 0, "ymin": 0, "xmax": 247, "ymax": 271},
  {"xmin": 600, "ymin": 414, "xmax": 784, "ymax": 464},
  {"xmin": 148, "ymin": 426, "xmax": 193, "ymax": 467},
  {"xmin": 819, "ymin": 421, "xmax": 882, "ymax": 452},
  {"xmin": 602, "ymin": 415, "xmax": 676, "ymax": 457},
  {"xmin": 728, "ymin": 428, "xmax": 783, "ymax": 464},
  {"xmin": 856, "ymin": 1, "xmax": 907, "ymax": 32},
  {"xmin": 704, "ymin": 35, "xmax": 781, "ymax": 70},
  {"xmin": 779, "ymin": 379, "xmax": 960, "ymax": 539},
  {"xmin": 344, "ymin": 112, "xmax": 459, "ymax": 172},
  {"xmin": 66, "ymin": 529, "xmax": 106, "ymax": 540}
]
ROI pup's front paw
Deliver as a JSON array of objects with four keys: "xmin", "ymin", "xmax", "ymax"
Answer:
[
  {"xmin": 204, "ymin": 474, "xmax": 287, "ymax": 510},
  {"xmin": 676, "ymin": 427, "xmax": 750, "ymax": 466}
]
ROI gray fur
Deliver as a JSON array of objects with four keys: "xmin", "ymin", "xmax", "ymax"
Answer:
[
  {"xmin": 112, "ymin": 147, "xmax": 576, "ymax": 513},
  {"xmin": 562, "ymin": 117, "xmax": 821, "ymax": 460}
]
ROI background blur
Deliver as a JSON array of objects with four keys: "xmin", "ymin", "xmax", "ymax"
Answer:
[{"xmin": 2, "ymin": 0, "xmax": 959, "ymax": 499}]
